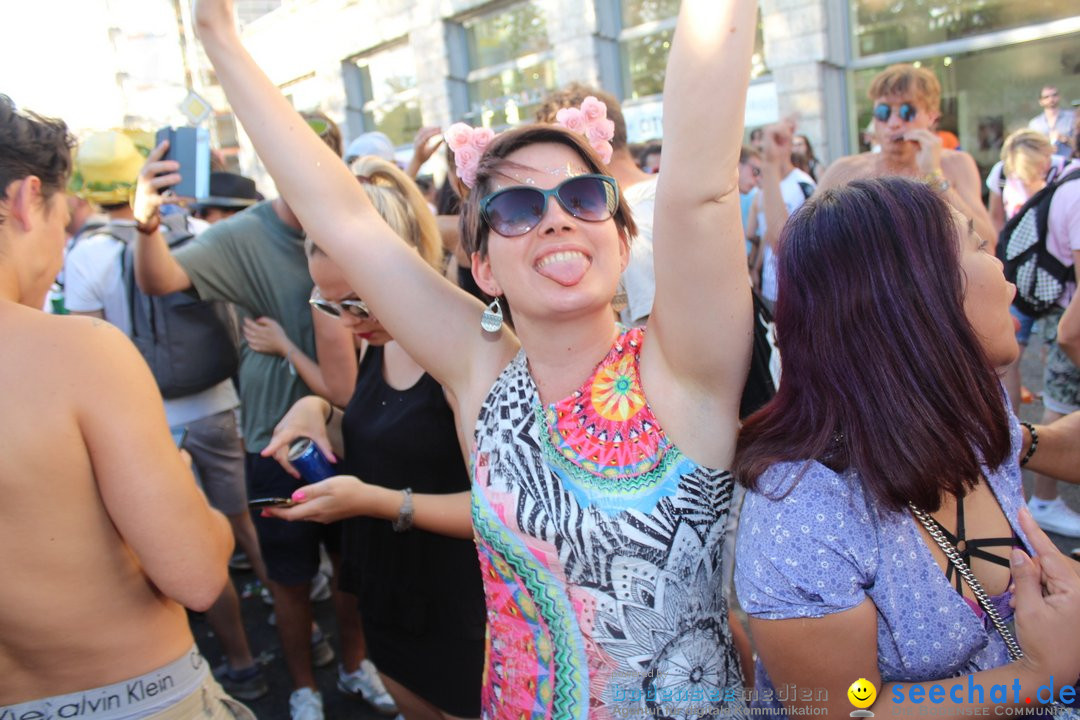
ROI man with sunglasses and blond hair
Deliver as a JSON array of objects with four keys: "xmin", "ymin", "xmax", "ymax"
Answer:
[
  {"xmin": 817, "ymin": 63, "xmax": 994, "ymax": 248},
  {"xmin": 131, "ymin": 111, "xmax": 396, "ymax": 720}
]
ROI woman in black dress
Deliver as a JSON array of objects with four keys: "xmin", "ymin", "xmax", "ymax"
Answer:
[{"xmin": 264, "ymin": 157, "xmax": 484, "ymax": 720}]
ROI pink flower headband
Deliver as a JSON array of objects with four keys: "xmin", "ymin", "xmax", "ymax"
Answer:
[{"xmin": 445, "ymin": 96, "xmax": 616, "ymax": 189}]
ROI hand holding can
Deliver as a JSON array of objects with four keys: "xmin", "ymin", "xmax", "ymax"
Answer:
[{"xmin": 287, "ymin": 437, "xmax": 335, "ymax": 483}]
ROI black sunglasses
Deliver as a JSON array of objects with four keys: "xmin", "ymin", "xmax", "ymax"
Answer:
[
  {"xmin": 480, "ymin": 174, "xmax": 619, "ymax": 238},
  {"xmin": 873, "ymin": 102, "xmax": 917, "ymax": 123},
  {"xmin": 309, "ymin": 288, "xmax": 371, "ymax": 319}
]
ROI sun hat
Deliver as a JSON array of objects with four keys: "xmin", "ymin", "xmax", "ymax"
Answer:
[
  {"xmin": 193, "ymin": 172, "xmax": 263, "ymax": 210},
  {"xmin": 69, "ymin": 130, "xmax": 150, "ymax": 205}
]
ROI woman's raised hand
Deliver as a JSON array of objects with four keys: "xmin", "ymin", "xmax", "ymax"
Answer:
[
  {"xmin": 261, "ymin": 396, "xmax": 337, "ymax": 478},
  {"xmin": 1011, "ymin": 507, "xmax": 1080, "ymax": 682},
  {"xmin": 191, "ymin": 0, "xmax": 238, "ymax": 41}
]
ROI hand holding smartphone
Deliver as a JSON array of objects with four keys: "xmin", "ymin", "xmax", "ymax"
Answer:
[
  {"xmin": 154, "ymin": 126, "xmax": 210, "ymax": 200},
  {"xmin": 248, "ymin": 497, "xmax": 295, "ymax": 508}
]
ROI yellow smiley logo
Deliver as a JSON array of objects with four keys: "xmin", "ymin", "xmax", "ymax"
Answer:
[{"xmin": 847, "ymin": 678, "xmax": 877, "ymax": 709}]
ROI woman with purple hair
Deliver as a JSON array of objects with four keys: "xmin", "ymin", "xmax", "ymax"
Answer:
[{"xmin": 733, "ymin": 177, "xmax": 1080, "ymax": 718}]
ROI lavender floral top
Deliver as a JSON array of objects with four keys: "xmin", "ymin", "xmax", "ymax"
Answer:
[{"xmin": 735, "ymin": 415, "xmax": 1033, "ymax": 713}]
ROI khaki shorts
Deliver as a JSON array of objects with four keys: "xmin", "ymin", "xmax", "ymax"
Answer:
[
  {"xmin": 1042, "ymin": 309, "xmax": 1080, "ymax": 415},
  {"xmin": 176, "ymin": 408, "xmax": 248, "ymax": 516},
  {"xmin": 143, "ymin": 674, "xmax": 255, "ymax": 719}
]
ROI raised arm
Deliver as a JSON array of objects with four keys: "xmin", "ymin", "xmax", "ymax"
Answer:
[
  {"xmin": 647, "ymin": 0, "xmax": 755, "ymax": 396},
  {"xmin": 191, "ymin": 0, "xmax": 515, "ymax": 402},
  {"xmin": 131, "ymin": 142, "xmax": 196, "ymax": 295},
  {"xmin": 759, "ymin": 121, "xmax": 796, "ymax": 253}
]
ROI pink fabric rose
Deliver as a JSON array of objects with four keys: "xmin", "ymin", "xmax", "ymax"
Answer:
[
  {"xmin": 445, "ymin": 123, "xmax": 474, "ymax": 152},
  {"xmin": 584, "ymin": 119, "xmax": 614, "ymax": 145},
  {"xmin": 454, "ymin": 144, "xmax": 481, "ymax": 188},
  {"xmin": 591, "ymin": 141, "xmax": 613, "ymax": 165},
  {"xmin": 470, "ymin": 127, "xmax": 495, "ymax": 151},
  {"xmin": 580, "ymin": 96, "xmax": 607, "ymax": 123},
  {"xmin": 459, "ymin": 165, "xmax": 478, "ymax": 189},
  {"xmin": 555, "ymin": 107, "xmax": 586, "ymax": 134}
]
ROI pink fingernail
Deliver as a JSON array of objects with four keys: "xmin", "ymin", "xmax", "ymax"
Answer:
[
  {"xmin": 292, "ymin": 490, "xmax": 307, "ymax": 502},
  {"xmin": 260, "ymin": 510, "xmax": 271, "ymax": 518}
]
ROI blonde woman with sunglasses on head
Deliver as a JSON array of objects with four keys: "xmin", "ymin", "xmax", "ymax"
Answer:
[
  {"xmin": 262, "ymin": 158, "xmax": 486, "ymax": 720},
  {"xmin": 192, "ymin": 0, "xmax": 757, "ymax": 716}
]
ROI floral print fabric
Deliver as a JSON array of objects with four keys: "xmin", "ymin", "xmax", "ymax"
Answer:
[{"xmin": 472, "ymin": 327, "xmax": 747, "ymax": 719}]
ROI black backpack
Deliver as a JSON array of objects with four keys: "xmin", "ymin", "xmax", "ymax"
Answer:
[
  {"xmin": 739, "ymin": 289, "xmax": 779, "ymax": 419},
  {"xmin": 997, "ymin": 167, "xmax": 1080, "ymax": 319},
  {"xmin": 89, "ymin": 219, "xmax": 239, "ymax": 398}
]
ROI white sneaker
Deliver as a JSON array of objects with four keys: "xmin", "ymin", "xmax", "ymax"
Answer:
[
  {"xmin": 338, "ymin": 659, "xmax": 398, "ymax": 715},
  {"xmin": 309, "ymin": 570, "xmax": 332, "ymax": 602},
  {"xmin": 289, "ymin": 687, "xmax": 324, "ymax": 720},
  {"xmin": 1028, "ymin": 497, "xmax": 1080, "ymax": 538}
]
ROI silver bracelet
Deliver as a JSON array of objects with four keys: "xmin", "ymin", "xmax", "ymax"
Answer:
[{"xmin": 392, "ymin": 488, "xmax": 413, "ymax": 532}]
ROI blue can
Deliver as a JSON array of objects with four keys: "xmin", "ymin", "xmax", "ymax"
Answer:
[{"xmin": 287, "ymin": 437, "xmax": 335, "ymax": 483}]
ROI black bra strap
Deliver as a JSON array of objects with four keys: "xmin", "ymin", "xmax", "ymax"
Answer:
[{"xmin": 929, "ymin": 497, "xmax": 1017, "ymax": 593}]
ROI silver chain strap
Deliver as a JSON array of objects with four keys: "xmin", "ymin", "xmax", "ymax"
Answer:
[{"xmin": 908, "ymin": 503, "xmax": 1024, "ymax": 662}]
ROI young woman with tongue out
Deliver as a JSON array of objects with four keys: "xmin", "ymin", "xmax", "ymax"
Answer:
[{"xmin": 193, "ymin": 0, "xmax": 756, "ymax": 716}]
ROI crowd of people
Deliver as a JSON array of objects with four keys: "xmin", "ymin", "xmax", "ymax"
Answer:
[{"xmin": 3, "ymin": 0, "xmax": 1080, "ymax": 719}]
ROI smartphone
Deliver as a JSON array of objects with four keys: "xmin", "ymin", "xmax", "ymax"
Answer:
[
  {"xmin": 154, "ymin": 126, "xmax": 210, "ymax": 200},
  {"xmin": 248, "ymin": 497, "xmax": 295, "ymax": 508},
  {"xmin": 171, "ymin": 427, "xmax": 189, "ymax": 448}
]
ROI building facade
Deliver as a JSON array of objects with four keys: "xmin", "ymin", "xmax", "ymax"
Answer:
[{"xmin": 196, "ymin": 0, "xmax": 1079, "ymax": 189}]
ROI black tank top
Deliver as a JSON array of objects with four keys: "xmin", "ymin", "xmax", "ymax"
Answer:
[{"xmin": 338, "ymin": 344, "xmax": 485, "ymax": 638}]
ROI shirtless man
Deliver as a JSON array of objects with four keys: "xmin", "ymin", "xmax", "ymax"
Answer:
[
  {"xmin": 818, "ymin": 63, "xmax": 995, "ymax": 249},
  {"xmin": 0, "ymin": 96, "xmax": 243, "ymax": 718}
]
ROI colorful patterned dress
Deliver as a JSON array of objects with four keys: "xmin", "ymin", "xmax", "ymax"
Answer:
[{"xmin": 472, "ymin": 327, "xmax": 747, "ymax": 720}]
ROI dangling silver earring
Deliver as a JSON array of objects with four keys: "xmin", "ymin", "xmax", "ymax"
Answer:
[{"xmin": 480, "ymin": 298, "xmax": 503, "ymax": 333}]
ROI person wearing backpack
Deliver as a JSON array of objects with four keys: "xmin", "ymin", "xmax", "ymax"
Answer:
[
  {"xmin": 991, "ymin": 130, "xmax": 1078, "ymax": 410},
  {"xmin": 995, "ymin": 129, "xmax": 1080, "ymax": 539},
  {"xmin": 131, "ymin": 116, "xmax": 396, "ymax": 720},
  {"xmin": 62, "ymin": 130, "xmax": 270, "ymax": 700}
]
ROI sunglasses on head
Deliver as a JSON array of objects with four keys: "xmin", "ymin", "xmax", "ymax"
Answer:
[
  {"xmin": 873, "ymin": 102, "xmax": 917, "ymax": 123},
  {"xmin": 480, "ymin": 174, "xmax": 619, "ymax": 238},
  {"xmin": 309, "ymin": 288, "xmax": 371, "ymax": 319}
]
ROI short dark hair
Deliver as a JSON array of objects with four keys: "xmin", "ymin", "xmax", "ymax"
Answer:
[
  {"xmin": 0, "ymin": 95, "xmax": 75, "ymax": 219},
  {"xmin": 460, "ymin": 124, "xmax": 637, "ymax": 259},
  {"xmin": 535, "ymin": 83, "xmax": 628, "ymax": 151},
  {"xmin": 734, "ymin": 177, "xmax": 1011, "ymax": 513}
]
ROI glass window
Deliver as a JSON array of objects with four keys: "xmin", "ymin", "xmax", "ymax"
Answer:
[
  {"xmin": 852, "ymin": 0, "xmax": 1078, "ymax": 58},
  {"xmin": 849, "ymin": 35, "xmax": 1080, "ymax": 180},
  {"xmin": 466, "ymin": 3, "xmax": 550, "ymax": 68},
  {"xmin": 463, "ymin": 3, "xmax": 555, "ymax": 128},
  {"xmin": 349, "ymin": 43, "xmax": 422, "ymax": 146},
  {"xmin": 619, "ymin": 0, "xmax": 768, "ymax": 100},
  {"xmin": 621, "ymin": 0, "xmax": 681, "ymax": 26}
]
